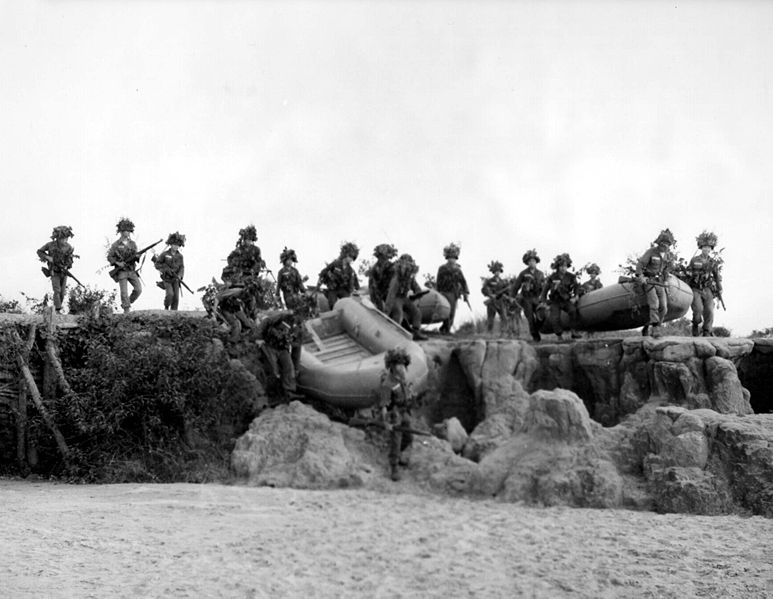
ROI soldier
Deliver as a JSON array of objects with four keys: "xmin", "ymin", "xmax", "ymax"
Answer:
[
  {"xmin": 580, "ymin": 263, "xmax": 603, "ymax": 295},
  {"xmin": 152, "ymin": 232, "xmax": 186, "ymax": 310},
  {"xmin": 540, "ymin": 253, "xmax": 581, "ymax": 340},
  {"xmin": 635, "ymin": 228, "xmax": 675, "ymax": 337},
  {"xmin": 435, "ymin": 243, "xmax": 470, "ymax": 335},
  {"xmin": 385, "ymin": 253, "xmax": 427, "ymax": 341},
  {"xmin": 227, "ymin": 225, "xmax": 265, "ymax": 280},
  {"xmin": 481, "ymin": 260, "xmax": 510, "ymax": 334},
  {"xmin": 107, "ymin": 218, "xmax": 143, "ymax": 314},
  {"xmin": 511, "ymin": 249, "xmax": 546, "ymax": 341},
  {"xmin": 256, "ymin": 308, "xmax": 306, "ymax": 404},
  {"xmin": 317, "ymin": 241, "xmax": 360, "ymax": 309},
  {"xmin": 368, "ymin": 243, "xmax": 398, "ymax": 312},
  {"xmin": 378, "ymin": 347, "xmax": 418, "ymax": 481},
  {"xmin": 275, "ymin": 247, "xmax": 307, "ymax": 310},
  {"xmin": 37, "ymin": 225, "xmax": 77, "ymax": 313},
  {"xmin": 687, "ymin": 231, "xmax": 723, "ymax": 337}
]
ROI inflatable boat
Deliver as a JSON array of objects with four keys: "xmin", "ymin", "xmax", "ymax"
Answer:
[
  {"xmin": 415, "ymin": 288, "xmax": 451, "ymax": 324},
  {"xmin": 297, "ymin": 297, "xmax": 428, "ymax": 408},
  {"xmin": 542, "ymin": 274, "xmax": 694, "ymax": 333}
]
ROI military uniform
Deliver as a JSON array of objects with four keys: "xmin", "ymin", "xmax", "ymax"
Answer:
[
  {"xmin": 276, "ymin": 265, "xmax": 306, "ymax": 309},
  {"xmin": 512, "ymin": 267, "xmax": 545, "ymax": 341},
  {"xmin": 540, "ymin": 270, "xmax": 580, "ymax": 338},
  {"xmin": 481, "ymin": 271, "xmax": 510, "ymax": 333},
  {"xmin": 368, "ymin": 258, "xmax": 395, "ymax": 312},
  {"xmin": 37, "ymin": 237, "xmax": 75, "ymax": 312},
  {"xmin": 687, "ymin": 253, "xmax": 722, "ymax": 336},
  {"xmin": 257, "ymin": 311, "xmax": 301, "ymax": 402},
  {"xmin": 227, "ymin": 244, "xmax": 264, "ymax": 279},
  {"xmin": 635, "ymin": 242, "xmax": 674, "ymax": 332},
  {"xmin": 385, "ymin": 257, "xmax": 426, "ymax": 340},
  {"xmin": 318, "ymin": 258, "xmax": 360, "ymax": 309},
  {"xmin": 436, "ymin": 262, "xmax": 469, "ymax": 334},
  {"xmin": 581, "ymin": 277, "xmax": 603, "ymax": 295},
  {"xmin": 379, "ymin": 368, "xmax": 415, "ymax": 481},
  {"xmin": 153, "ymin": 248, "xmax": 185, "ymax": 310},
  {"xmin": 107, "ymin": 237, "xmax": 142, "ymax": 312}
]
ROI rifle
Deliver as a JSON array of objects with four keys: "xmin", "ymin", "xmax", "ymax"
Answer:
[
  {"xmin": 716, "ymin": 289, "xmax": 726, "ymax": 311},
  {"xmin": 464, "ymin": 296, "xmax": 472, "ymax": 310},
  {"xmin": 108, "ymin": 239, "xmax": 163, "ymax": 281},
  {"xmin": 41, "ymin": 266, "xmax": 85, "ymax": 288},
  {"xmin": 408, "ymin": 289, "xmax": 431, "ymax": 302},
  {"xmin": 348, "ymin": 417, "xmax": 432, "ymax": 437}
]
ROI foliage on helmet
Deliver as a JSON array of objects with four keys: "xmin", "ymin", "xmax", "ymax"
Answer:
[
  {"xmin": 696, "ymin": 230, "xmax": 718, "ymax": 249},
  {"xmin": 654, "ymin": 228, "xmax": 675, "ymax": 246},
  {"xmin": 550, "ymin": 253, "xmax": 572, "ymax": 270},
  {"xmin": 384, "ymin": 346, "xmax": 411, "ymax": 368},
  {"xmin": 522, "ymin": 249, "xmax": 540, "ymax": 265},
  {"xmin": 339, "ymin": 241, "xmax": 359, "ymax": 260},
  {"xmin": 166, "ymin": 231, "xmax": 186, "ymax": 247},
  {"xmin": 238, "ymin": 225, "xmax": 258, "ymax": 243},
  {"xmin": 291, "ymin": 292, "xmax": 318, "ymax": 320},
  {"xmin": 584, "ymin": 262, "xmax": 601, "ymax": 275},
  {"xmin": 280, "ymin": 247, "xmax": 298, "ymax": 263},
  {"xmin": 51, "ymin": 225, "xmax": 74, "ymax": 239},
  {"xmin": 397, "ymin": 253, "xmax": 419, "ymax": 275},
  {"xmin": 487, "ymin": 260, "xmax": 503, "ymax": 273},
  {"xmin": 373, "ymin": 243, "xmax": 398, "ymax": 259},
  {"xmin": 443, "ymin": 243, "xmax": 461, "ymax": 259},
  {"xmin": 116, "ymin": 217, "xmax": 135, "ymax": 233}
]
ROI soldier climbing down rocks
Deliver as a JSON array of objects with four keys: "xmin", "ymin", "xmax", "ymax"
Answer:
[{"xmin": 378, "ymin": 347, "xmax": 418, "ymax": 481}]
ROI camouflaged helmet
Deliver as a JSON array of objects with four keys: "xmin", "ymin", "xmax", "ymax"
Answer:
[
  {"xmin": 696, "ymin": 230, "xmax": 718, "ymax": 249},
  {"xmin": 116, "ymin": 217, "xmax": 135, "ymax": 233},
  {"xmin": 487, "ymin": 260, "xmax": 504, "ymax": 274},
  {"xmin": 51, "ymin": 225, "xmax": 74, "ymax": 240},
  {"xmin": 550, "ymin": 253, "xmax": 572, "ymax": 270},
  {"xmin": 398, "ymin": 253, "xmax": 419, "ymax": 274},
  {"xmin": 585, "ymin": 262, "xmax": 601, "ymax": 275},
  {"xmin": 291, "ymin": 292, "xmax": 318, "ymax": 320},
  {"xmin": 339, "ymin": 241, "xmax": 359, "ymax": 260},
  {"xmin": 238, "ymin": 225, "xmax": 258, "ymax": 243},
  {"xmin": 443, "ymin": 243, "xmax": 461, "ymax": 259},
  {"xmin": 280, "ymin": 247, "xmax": 298, "ymax": 263},
  {"xmin": 166, "ymin": 231, "xmax": 186, "ymax": 247},
  {"xmin": 384, "ymin": 346, "xmax": 411, "ymax": 368},
  {"xmin": 654, "ymin": 228, "xmax": 675, "ymax": 246},
  {"xmin": 522, "ymin": 249, "xmax": 540, "ymax": 265},
  {"xmin": 373, "ymin": 243, "xmax": 398, "ymax": 260}
]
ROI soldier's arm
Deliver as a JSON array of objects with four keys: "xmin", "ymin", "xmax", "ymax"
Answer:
[
  {"xmin": 384, "ymin": 274, "xmax": 399, "ymax": 309},
  {"xmin": 460, "ymin": 272, "xmax": 470, "ymax": 296},
  {"xmin": 37, "ymin": 243, "xmax": 52, "ymax": 262},
  {"xmin": 178, "ymin": 256, "xmax": 185, "ymax": 279},
  {"xmin": 635, "ymin": 249, "xmax": 650, "ymax": 278}
]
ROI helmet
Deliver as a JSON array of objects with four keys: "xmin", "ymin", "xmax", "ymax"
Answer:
[
  {"xmin": 166, "ymin": 231, "xmax": 186, "ymax": 247},
  {"xmin": 373, "ymin": 243, "xmax": 398, "ymax": 259},
  {"xmin": 238, "ymin": 225, "xmax": 257, "ymax": 242},
  {"xmin": 522, "ymin": 249, "xmax": 540, "ymax": 265},
  {"xmin": 280, "ymin": 247, "xmax": 298, "ymax": 263},
  {"xmin": 51, "ymin": 225, "xmax": 74, "ymax": 240},
  {"xmin": 398, "ymin": 253, "xmax": 419, "ymax": 274},
  {"xmin": 654, "ymin": 228, "xmax": 675, "ymax": 246},
  {"xmin": 695, "ymin": 230, "xmax": 717, "ymax": 249},
  {"xmin": 116, "ymin": 217, "xmax": 135, "ymax": 233},
  {"xmin": 585, "ymin": 262, "xmax": 601, "ymax": 275},
  {"xmin": 384, "ymin": 346, "xmax": 411, "ymax": 368},
  {"xmin": 550, "ymin": 253, "xmax": 572, "ymax": 270},
  {"xmin": 487, "ymin": 260, "xmax": 503, "ymax": 274},
  {"xmin": 339, "ymin": 241, "xmax": 359, "ymax": 260},
  {"xmin": 443, "ymin": 243, "xmax": 461, "ymax": 259}
]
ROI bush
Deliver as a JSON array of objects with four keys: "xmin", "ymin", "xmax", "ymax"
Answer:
[
  {"xmin": 67, "ymin": 285, "xmax": 117, "ymax": 317},
  {"xmin": 0, "ymin": 296, "xmax": 23, "ymax": 313}
]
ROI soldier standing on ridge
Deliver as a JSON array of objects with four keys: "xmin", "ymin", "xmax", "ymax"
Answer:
[
  {"xmin": 317, "ymin": 241, "xmax": 360, "ymax": 310},
  {"xmin": 385, "ymin": 253, "xmax": 428, "ymax": 341},
  {"xmin": 580, "ymin": 263, "xmax": 603, "ymax": 295},
  {"xmin": 37, "ymin": 225, "xmax": 77, "ymax": 313},
  {"xmin": 687, "ymin": 230, "xmax": 723, "ymax": 337},
  {"xmin": 540, "ymin": 253, "xmax": 582, "ymax": 340},
  {"xmin": 227, "ymin": 225, "xmax": 265, "ymax": 280},
  {"xmin": 635, "ymin": 228, "xmax": 676, "ymax": 337},
  {"xmin": 436, "ymin": 243, "xmax": 469, "ymax": 335},
  {"xmin": 368, "ymin": 243, "xmax": 398, "ymax": 312},
  {"xmin": 153, "ymin": 232, "xmax": 186, "ymax": 310},
  {"xmin": 511, "ymin": 249, "xmax": 546, "ymax": 341},
  {"xmin": 481, "ymin": 260, "xmax": 509, "ymax": 334},
  {"xmin": 107, "ymin": 218, "xmax": 143, "ymax": 314},
  {"xmin": 378, "ymin": 347, "xmax": 418, "ymax": 481},
  {"xmin": 275, "ymin": 247, "xmax": 307, "ymax": 310}
]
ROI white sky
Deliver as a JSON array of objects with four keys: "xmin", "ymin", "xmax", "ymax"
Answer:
[{"xmin": 1, "ymin": 1, "xmax": 771, "ymax": 334}]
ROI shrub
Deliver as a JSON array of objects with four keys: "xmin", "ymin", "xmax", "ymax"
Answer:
[{"xmin": 67, "ymin": 285, "xmax": 117, "ymax": 317}]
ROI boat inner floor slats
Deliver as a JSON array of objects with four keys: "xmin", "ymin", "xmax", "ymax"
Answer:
[{"xmin": 304, "ymin": 333, "xmax": 372, "ymax": 365}]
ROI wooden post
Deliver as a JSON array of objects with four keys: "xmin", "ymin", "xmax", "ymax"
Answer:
[{"xmin": 11, "ymin": 328, "xmax": 69, "ymax": 462}]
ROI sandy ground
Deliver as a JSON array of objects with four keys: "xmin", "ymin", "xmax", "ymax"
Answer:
[{"xmin": 1, "ymin": 482, "xmax": 772, "ymax": 599}]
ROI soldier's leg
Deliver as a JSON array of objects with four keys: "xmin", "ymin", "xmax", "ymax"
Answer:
[
  {"xmin": 51, "ymin": 274, "xmax": 64, "ymax": 311},
  {"xmin": 645, "ymin": 286, "xmax": 659, "ymax": 326},
  {"xmin": 523, "ymin": 299, "xmax": 541, "ymax": 341},
  {"xmin": 127, "ymin": 271, "xmax": 142, "ymax": 304},
  {"xmin": 163, "ymin": 281, "xmax": 174, "ymax": 309},
  {"xmin": 117, "ymin": 274, "xmax": 131, "ymax": 312},
  {"xmin": 497, "ymin": 302, "xmax": 510, "ymax": 335},
  {"xmin": 485, "ymin": 303, "xmax": 496, "ymax": 332},
  {"xmin": 388, "ymin": 298, "xmax": 406, "ymax": 329},
  {"xmin": 702, "ymin": 289, "xmax": 715, "ymax": 335},
  {"xmin": 566, "ymin": 301, "xmax": 581, "ymax": 338},
  {"xmin": 399, "ymin": 411, "xmax": 413, "ymax": 456},
  {"xmin": 171, "ymin": 279, "xmax": 180, "ymax": 310},
  {"xmin": 440, "ymin": 292, "xmax": 456, "ymax": 333},
  {"xmin": 221, "ymin": 310, "xmax": 242, "ymax": 341},
  {"xmin": 690, "ymin": 288, "xmax": 702, "ymax": 336},
  {"xmin": 388, "ymin": 428, "xmax": 403, "ymax": 480},
  {"xmin": 291, "ymin": 339, "xmax": 302, "ymax": 372},
  {"xmin": 277, "ymin": 349, "xmax": 297, "ymax": 393},
  {"xmin": 656, "ymin": 286, "xmax": 668, "ymax": 324},
  {"xmin": 325, "ymin": 290, "xmax": 338, "ymax": 310},
  {"xmin": 404, "ymin": 300, "xmax": 426, "ymax": 340},
  {"xmin": 549, "ymin": 302, "xmax": 563, "ymax": 337}
]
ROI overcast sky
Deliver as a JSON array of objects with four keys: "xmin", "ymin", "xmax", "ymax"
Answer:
[{"xmin": 1, "ymin": 1, "xmax": 771, "ymax": 334}]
